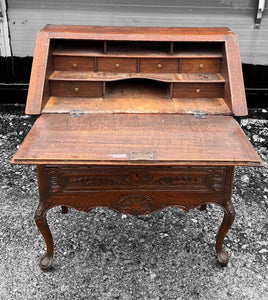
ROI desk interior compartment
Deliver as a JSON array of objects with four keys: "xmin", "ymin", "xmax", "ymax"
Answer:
[
  {"xmin": 106, "ymin": 41, "xmax": 172, "ymax": 56},
  {"xmin": 173, "ymin": 42, "xmax": 223, "ymax": 58},
  {"xmin": 53, "ymin": 39, "xmax": 105, "ymax": 56},
  {"xmin": 104, "ymin": 79, "xmax": 170, "ymax": 100},
  {"xmin": 26, "ymin": 31, "xmax": 248, "ymax": 117}
]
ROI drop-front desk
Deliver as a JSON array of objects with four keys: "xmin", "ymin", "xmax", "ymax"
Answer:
[{"xmin": 11, "ymin": 25, "xmax": 263, "ymax": 270}]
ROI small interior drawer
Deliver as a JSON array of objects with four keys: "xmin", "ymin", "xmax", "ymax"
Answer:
[
  {"xmin": 180, "ymin": 58, "xmax": 221, "ymax": 73},
  {"xmin": 98, "ymin": 58, "xmax": 137, "ymax": 72},
  {"xmin": 53, "ymin": 56, "xmax": 95, "ymax": 71},
  {"xmin": 173, "ymin": 83, "xmax": 224, "ymax": 98},
  {"xmin": 140, "ymin": 58, "xmax": 179, "ymax": 73},
  {"xmin": 50, "ymin": 81, "xmax": 103, "ymax": 97}
]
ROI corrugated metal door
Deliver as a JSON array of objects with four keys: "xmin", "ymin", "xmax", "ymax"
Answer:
[{"xmin": 6, "ymin": 0, "xmax": 268, "ymax": 65}]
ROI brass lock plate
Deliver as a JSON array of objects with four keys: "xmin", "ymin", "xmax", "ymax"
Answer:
[{"xmin": 130, "ymin": 152, "xmax": 154, "ymax": 161}]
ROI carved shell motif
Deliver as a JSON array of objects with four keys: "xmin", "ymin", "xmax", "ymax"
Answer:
[{"xmin": 118, "ymin": 195, "xmax": 154, "ymax": 216}]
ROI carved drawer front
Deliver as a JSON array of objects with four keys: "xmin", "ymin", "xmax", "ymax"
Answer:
[
  {"xmin": 139, "ymin": 58, "xmax": 179, "ymax": 73},
  {"xmin": 98, "ymin": 58, "xmax": 137, "ymax": 72},
  {"xmin": 45, "ymin": 166, "xmax": 227, "ymax": 194},
  {"xmin": 173, "ymin": 83, "xmax": 224, "ymax": 98},
  {"xmin": 53, "ymin": 56, "xmax": 95, "ymax": 71},
  {"xmin": 180, "ymin": 58, "xmax": 221, "ymax": 73},
  {"xmin": 50, "ymin": 81, "xmax": 102, "ymax": 97}
]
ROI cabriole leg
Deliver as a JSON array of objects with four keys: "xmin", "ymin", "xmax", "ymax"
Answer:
[
  {"xmin": 34, "ymin": 202, "xmax": 54, "ymax": 271},
  {"xmin": 216, "ymin": 199, "xmax": 236, "ymax": 266}
]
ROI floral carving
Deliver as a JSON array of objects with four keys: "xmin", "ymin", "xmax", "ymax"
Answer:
[
  {"xmin": 45, "ymin": 167, "xmax": 226, "ymax": 193},
  {"xmin": 46, "ymin": 169, "xmax": 65, "ymax": 194},
  {"xmin": 118, "ymin": 195, "xmax": 154, "ymax": 215},
  {"xmin": 122, "ymin": 173, "xmax": 153, "ymax": 185},
  {"xmin": 61, "ymin": 173, "xmax": 207, "ymax": 190},
  {"xmin": 207, "ymin": 168, "xmax": 226, "ymax": 192},
  {"xmin": 69, "ymin": 176, "xmax": 122, "ymax": 186},
  {"xmin": 152, "ymin": 175, "xmax": 203, "ymax": 186}
]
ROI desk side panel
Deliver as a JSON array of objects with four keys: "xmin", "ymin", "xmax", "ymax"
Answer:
[
  {"xmin": 25, "ymin": 31, "xmax": 51, "ymax": 115},
  {"xmin": 225, "ymin": 35, "xmax": 248, "ymax": 116}
]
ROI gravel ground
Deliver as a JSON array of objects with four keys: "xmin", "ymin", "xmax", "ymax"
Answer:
[{"xmin": 0, "ymin": 104, "xmax": 267, "ymax": 300}]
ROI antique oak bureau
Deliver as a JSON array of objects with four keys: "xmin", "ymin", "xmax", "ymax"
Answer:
[{"xmin": 11, "ymin": 25, "xmax": 263, "ymax": 270}]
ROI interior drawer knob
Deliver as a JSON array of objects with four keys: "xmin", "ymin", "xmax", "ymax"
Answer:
[
  {"xmin": 72, "ymin": 63, "xmax": 77, "ymax": 68},
  {"xmin": 157, "ymin": 63, "xmax": 162, "ymax": 69},
  {"xmin": 115, "ymin": 63, "xmax": 120, "ymax": 68},
  {"xmin": 199, "ymin": 63, "xmax": 204, "ymax": 68},
  {"xmin": 74, "ymin": 87, "xmax": 79, "ymax": 92},
  {"xmin": 195, "ymin": 88, "xmax": 201, "ymax": 94}
]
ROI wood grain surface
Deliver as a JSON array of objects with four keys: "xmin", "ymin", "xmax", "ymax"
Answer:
[
  {"xmin": 180, "ymin": 58, "xmax": 221, "ymax": 73},
  {"xmin": 42, "ymin": 96, "xmax": 231, "ymax": 115},
  {"xmin": 41, "ymin": 25, "xmax": 234, "ymax": 41},
  {"xmin": 53, "ymin": 56, "xmax": 95, "ymax": 71},
  {"xmin": 50, "ymin": 81, "xmax": 102, "ymax": 97},
  {"xmin": 49, "ymin": 71, "xmax": 225, "ymax": 83},
  {"xmin": 173, "ymin": 83, "xmax": 224, "ymax": 98},
  {"xmin": 97, "ymin": 57, "xmax": 137, "ymax": 73},
  {"xmin": 139, "ymin": 58, "xmax": 179, "ymax": 73},
  {"xmin": 25, "ymin": 31, "xmax": 50, "ymax": 115},
  {"xmin": 224, "ymin": 35, "xmax": 247, "ymax": 116},
  {"xmin": 12, "ymin": 114, "xmax": 263, "ymax": 166}
]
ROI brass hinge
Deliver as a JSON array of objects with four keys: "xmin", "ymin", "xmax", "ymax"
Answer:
[
  {"xmin": 70, "ymin": 110, "xmax": 84, "ymax": 118},
  {"xmin": 193, "ymin": 110, "xmax": 207, "ymax": 119}
]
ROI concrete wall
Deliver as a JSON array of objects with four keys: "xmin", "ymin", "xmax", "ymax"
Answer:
[{"xmin": 6, "ymin": 0, "xmax": 268, "ymax": 65}]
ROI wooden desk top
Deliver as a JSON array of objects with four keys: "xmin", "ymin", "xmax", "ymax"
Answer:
[{"xmin": 11, "ymin": 114, "xmax": 263, "ymax": 167}]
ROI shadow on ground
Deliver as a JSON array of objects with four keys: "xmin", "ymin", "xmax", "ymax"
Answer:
[{"xmin": 0, "ymin": 105, "xmax": 267, "ymax": 299}]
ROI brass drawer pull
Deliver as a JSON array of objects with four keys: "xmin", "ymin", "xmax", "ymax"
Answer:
[
  {"xmin": 115, "ymin": 63, "xmax": 120, "ymax": 68},
  {"xmin": 195, "ymin": 88, "xmax": 201, "ymax": 94},
  {"xmin": 199, "ymin": 63, "xmax": 204, "ymax": 68},
  {"xmin": 72, "ymin": 63, "xmax": 77, "ymax": 68},
  {"xmin": 157, "ymin": 63, "xmax": 162, "ymax": 69},
  {"xmin": 74, "ymin": 87, "xmax": 79, "ymax": 92}
]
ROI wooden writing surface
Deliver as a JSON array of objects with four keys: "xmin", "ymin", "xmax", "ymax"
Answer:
[{"xmin": 12, "ymin": 114, "xmax": 263, "ymax": 167}]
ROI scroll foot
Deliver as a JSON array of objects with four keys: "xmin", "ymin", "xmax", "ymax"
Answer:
[
  {"xmin": 35, "ymin": 202, "xmax": 54, "ymax": 271},
  {"xmin": 216, "ymin": 199, "xmax": 235, "ymax": 266},
  {"xmin": 61, "ymin": 206, "xmax": 68, "ymax": 214},
  {"xmin": 40, "ymin": 253, "xmax": 53, "ymax": 271},
  {"xmin": 217, "ymin": 249, "xmax": 229, "ymax": 266}
]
